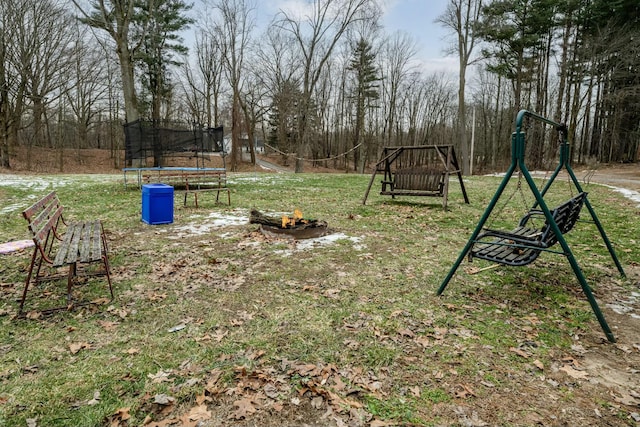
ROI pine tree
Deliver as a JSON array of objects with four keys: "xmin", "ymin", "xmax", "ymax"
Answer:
[
  {"xmin": 348, "ymin": 37, "xmax": 379, "ymax": 172},
  {"xmin": 133, "ymin": 0, "xmax": 193, "ymax": 123},
  {"xmin": 476, "ymin": 0, "xmax": 556, "ymax": 112},
  {"xmin": 268, "ymin": 80, "xmax": 303, "ymax": 165},
  {"xmin": 132, "ymin": 0, "xmax": 192, "ymax": 166}
]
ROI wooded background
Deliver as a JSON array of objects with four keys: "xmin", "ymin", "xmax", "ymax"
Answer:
[{"xmin": 0, "ymin": 0, "xmax": 638, "ymax": 173}]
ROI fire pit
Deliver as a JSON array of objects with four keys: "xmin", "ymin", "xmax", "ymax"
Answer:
[{"xmin": 249, "ymin": 209, "xmax": 328, "ymax": 239}]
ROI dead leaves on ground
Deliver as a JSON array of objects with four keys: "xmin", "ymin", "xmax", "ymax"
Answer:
[
  {"xmin": 221, "ymin": 360, "xmax": 387, "ymax": 423},
  {"xmin": 68, "ymin": 341, "xmax": 92, "ymax": 354},
  {"xmin": 558, "ymin": 357, "xmax": 589, "ymax": 380},
  {"xmin": 107, "ymin": 357, "xmax": 397, "ymax": 426}
]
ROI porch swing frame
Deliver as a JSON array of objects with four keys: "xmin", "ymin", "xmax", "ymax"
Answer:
[
  {"xmin": 362, "ymin": 145, "xmax": 470, "ymax": 209},
  {"xmin": 437, "ymin": 110, "xmax": 625, "ymax": 343}
]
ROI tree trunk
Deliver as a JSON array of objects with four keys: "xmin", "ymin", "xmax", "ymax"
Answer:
[
  {"xmin": 117, "ymin": 42, "xmax": 139, "ymax": 124},
  {"xmin": 229, "ymin": 92, "xmax": 242, "ymax": 171},
  {"xmin": 458, "ymin": 68, "xmax": 469, "ymax": 175}
]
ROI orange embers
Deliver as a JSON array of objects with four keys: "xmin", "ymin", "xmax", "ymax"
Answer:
[{"xmin": 281, "ymin": 209, "xmax": 308, "ymax": 228}]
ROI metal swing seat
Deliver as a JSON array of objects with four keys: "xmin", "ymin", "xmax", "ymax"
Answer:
[
  {"xmin": 437, "ymin": 110, "xmax": 626, "ymax": 343},
  {"xmin": 471, "ymin": 189, "xmax": 587, "ymax": 266}
]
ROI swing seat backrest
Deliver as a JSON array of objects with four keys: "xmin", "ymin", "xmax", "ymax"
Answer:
[
  {"xmin": 470, "ymin": 192, "xmax": 587, "ymax": 266},
  {"xmin": 393, "ymin": 167, "xmax": 444, "ymax": 193},
  {"xmin": 518, "ymin": 192, "xmax": 587, "ymax": 248}
]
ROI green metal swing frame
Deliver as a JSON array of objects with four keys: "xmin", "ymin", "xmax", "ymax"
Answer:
[{"xmin": 437, "ymin": 110, "xmax": 626, "ymax": 343}]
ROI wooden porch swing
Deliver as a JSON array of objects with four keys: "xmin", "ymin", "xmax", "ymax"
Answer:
[
  {"xmin": 437, "ymin": 110, "xmax": 626, "ymax": 343},
  {"xmin": 362, "ymin": 145, "xmax": 470, "ymax": 209}
]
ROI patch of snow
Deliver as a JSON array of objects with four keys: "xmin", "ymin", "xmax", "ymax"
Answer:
[
  {"xmin": 228, "ymin": 174, "xmax": 303, "ymax": 186},
  {"xmin": 607, "ymin": 291, "xmax": 640, "ymax": 319},
  {"xmin": 274, "ymin": 232, "xmax": 365, "ymax": 257},
  {"xmin": 0, "ymin": 202, "xmax": 27, "ymax": 215},
  {"xmin": 603, "ymin": 185, "xmax": 640, "ymax": 207},
  {"xmin": 168, "ymin": 210, "xmax": 248, "ymax": 239},
  {"xmin": 0, "ymin": 173, "xmax": 121, "ymax": 191},
  {"xmin": 607, "ymin": 303, "xmax": 634, "ymax": 315}
]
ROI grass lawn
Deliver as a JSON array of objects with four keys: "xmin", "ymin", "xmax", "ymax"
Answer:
[{"xmin": 1, "ymin": 171, "xmax": 639, "ymax": 426}]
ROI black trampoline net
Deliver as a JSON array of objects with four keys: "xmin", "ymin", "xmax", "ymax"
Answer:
[{"xmin": 123, "ymin": 120, "xmax": 224, "ymax": 166}]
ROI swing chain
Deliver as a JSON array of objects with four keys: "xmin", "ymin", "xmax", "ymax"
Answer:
[{"xmin": 486, "ymin": 170, "xmax": 526, "ymax": 229}]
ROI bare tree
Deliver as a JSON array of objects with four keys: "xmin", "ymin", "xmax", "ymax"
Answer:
[
  {"xmin": 0, "ymin": 0, "xmax": 27, "ymax": 168},
  {"xmin": 63, "ymin": 25, "xmax": 108, "ymax": 151},
  {"xmin": 72, "ymin": 0, "xmax": 140, "ymax": 124},
  {"xmin": 239, "ymin": 59, "xmax": 270, "ymax": 165},
  {"xmin": 255, "ymin": 27, "xmax": 301, "ymax": 164},
  {"xmin": 274, "ymin": 0, "xmax": 380, "ymax": 172},
  {"xmin": 437, "ymin": 0, "xmax": 482, "ymax": 175},
  {"xmin": 378, "ymin": 31, "xmax": 417, "ymax": 147},
  {"xmin": 211, "ymin": 0, "xmax": 255, "ymax": 171},
  {"xmin": 20, "ymin": 1, "xmax": 76, "ymax": 152},
  {"xmin": 0, "ymin": 0, "xmax": 76, "ymax": 168},
  {"xmin": 186, "ymin": 28, "xmax": 225, "ymax": 127}
]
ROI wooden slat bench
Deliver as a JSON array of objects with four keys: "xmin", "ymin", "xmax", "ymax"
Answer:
[
  {"xmin": 182, "ymin": 170, "xmax": 230, "ymax": 207},
  {"xmin": 20, "ymin": 192, "xmax": 113, "ymax": 315},
  {"xmin": 140, "ymin": 168, "xmax": 230, "ymax": 207},
  {"xmin": 470, "ymin": 192, "xmax": 587, "ymax": 266}
]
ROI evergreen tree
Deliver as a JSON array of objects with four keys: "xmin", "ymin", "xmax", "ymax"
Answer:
[
  {"xmin": 476, "ymin": 0, "xmax": 556, "ymax": 112},
  {"xmin": 132, "ymin": 0, "xmax": 192, "ymax": 166},
  {"xmin": 268, "ymin": 80, "xmax": 302, "ymax": 165},
  {"xmin": 348, "ymin": 37, "xmax": 379, "ymax": 172},
  {"xmin": 133, "ymin": 0, "xmax": 193, "ymax": 123}
]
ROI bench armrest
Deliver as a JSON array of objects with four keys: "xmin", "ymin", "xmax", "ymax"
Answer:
[
  {"xmin": 477, "ymin": 227, "xmax": 546, "ymax": 247},
  {"xmin": 518, "ymin": 210, "xmax": 546, "ymax": 227}
]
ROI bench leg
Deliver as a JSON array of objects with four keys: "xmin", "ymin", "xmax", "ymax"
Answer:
[
  {"xmin": 102, "ymin": 255, "xmax": 114, "ymax": 300},
  {"xmin": 100, "ymin": 223, "xmax": 114, "ymax": 300},
  {"xmin": 66, "ymin": 262, "xmax": 77, "ymax": 307},
  {"xmin": 34, "ymin": 245, "xmax": 47, "ymax": 282},
  {"xmin": 19, "ymin": 247, "xmax": 39, "ymax": 314}
]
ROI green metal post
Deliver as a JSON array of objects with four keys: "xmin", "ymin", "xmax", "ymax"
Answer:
[
  {"xmin": 564, "ymin": 162, "xmax": 626, "ymax": 277},
  {"xmin": 519, "ymin": 161, "xmax": 616, "ymax": 342},
  {"xmin": 437, "ymin": 133, "xmax": 520, "ymax": 295}
]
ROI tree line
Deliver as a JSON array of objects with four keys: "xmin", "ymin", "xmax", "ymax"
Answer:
[{"xmin": 0, "ymin": 0, "xmax": 638, "ymax": 173}]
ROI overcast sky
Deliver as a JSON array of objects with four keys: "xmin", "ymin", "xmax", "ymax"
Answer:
[
  {"xmin": 380, "ymin": 0, "xmax": 457, "ymax": 74},
  {"xmin": 193, "ymin": 0, "xmax": 458, "ymax": 76}
]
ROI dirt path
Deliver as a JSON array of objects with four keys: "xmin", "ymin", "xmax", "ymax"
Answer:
[
  {"xmin": 579, "ymin": 163, "xmax": 640, "ymax": 192},
  {"xmin": 573, "ymin": 163, "xmax": 640, "ymax": 419}
]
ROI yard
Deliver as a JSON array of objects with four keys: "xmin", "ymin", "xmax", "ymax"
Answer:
[{"xmin": 0, "ymin": 169, "xmax": 639, "ymax": 426}]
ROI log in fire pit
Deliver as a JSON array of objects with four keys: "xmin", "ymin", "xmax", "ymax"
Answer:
[{"xmin": 250, "ymin": 209, "xmax": 328, "ymax": 239}]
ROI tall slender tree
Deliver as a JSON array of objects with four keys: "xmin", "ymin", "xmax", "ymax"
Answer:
[
  {"xmin": 212, "ymin": 0, "xmax": 255, "ymax": 171},
  {"xmin": 379, "ymin": 32, "xmax": 417, "ymax": 147},
  {"xmin": 73, "ymin": 0, "xmax": 140, "ymax": 124},
  {"xmin": 437, "ymin": 0, "xmax": 482, "ymax": 175},
  {"xmin": 133, "ymin": 0, "xmax": 193, "ymax": 126},
  {"xmin": 582, "ymin": 0, "xmax": 640, "ymax": 162},
  {"xmin": 348, "ymin": 37, "xmax": 379, "ymax": 172},
  {"xmin": 0, "ymin": 0, "xmax": 28, "ymax": 168}
]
